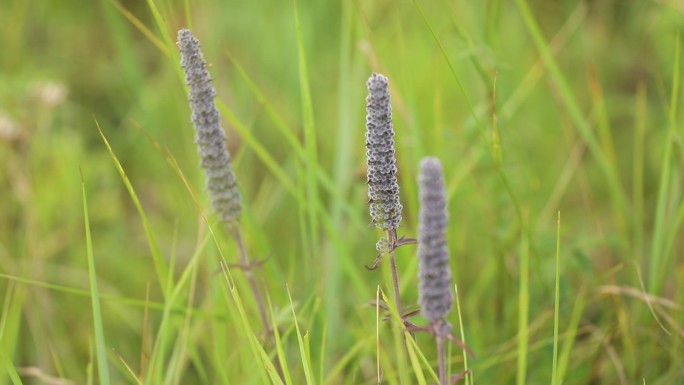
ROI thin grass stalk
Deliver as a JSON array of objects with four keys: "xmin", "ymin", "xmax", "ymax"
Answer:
[
  {"xmin": 454, "ymin": 284, "xmax": 470, "ymax": 385},
  {"xmin": 437, "ymin": 335, "xmax": 447, "ymax": 385},
  {"xmin": 551, "ymin": 211, "xmax": 561, "ymax": 385}
]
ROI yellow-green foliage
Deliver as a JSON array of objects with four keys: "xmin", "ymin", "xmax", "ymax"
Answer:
[{"xmin": 0, "ymin": 1, "xmax": 683, "ymax": 384}]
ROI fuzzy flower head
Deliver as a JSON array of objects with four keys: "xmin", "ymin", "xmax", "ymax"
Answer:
[
  {"xmin": 417, "ymin": 157, "xmax": 452, "ymax": 334},
  {"xmin": 365, "ymin": 73, "xmax": 402, "ymax": 230},
  {"xmin": 178, "ymin": 29, "xmax": 241, "ymax": 225}
]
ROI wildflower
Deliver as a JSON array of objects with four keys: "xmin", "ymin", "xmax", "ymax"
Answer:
[
  {"xmin": 178, "ymin": 29, "xmax": 241, "ymax": 224},
  {"xmin": 417, "ymin": 157, "xmax": 452, "ymax": 336},
  {"xmin": 365, "ymin": 73, "xmax": 402, "ymax": 230}
]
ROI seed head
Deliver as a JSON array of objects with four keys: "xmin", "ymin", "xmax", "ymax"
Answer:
[
  {"xmin": 417, "ymin": 157, "xmax": 452, "ymax": 334},
  {"xmin": 178, "ymin": 29, "xmax": 241, "ymax": 225},
  {"xmin": 365, "ymin": 73, "xmax": 402, "ymax": 230}
]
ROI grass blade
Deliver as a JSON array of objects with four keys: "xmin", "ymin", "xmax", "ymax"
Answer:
[
  {"xmin": 107, "ymin": 0, "xmax": 169, "ymax": 57},
  {"xmin": 379, "ymin": 279, "xmax": 409, "ymax": 384},
  {"xmin": 0, "ymin": 350, "xmax": 24, "ymax": 385},
  {"xmin": 96, "ymin": 122, "xmax": 170, "ymax": 299},
  {"xmin": 515, "ymin": 0, "xmax": 628, "ymax": 227},
  {"xmin": 648, "ymin": 32, "xmax": 680, "ymax": 294},
  {"xmin": 286, "ymin": 285, "xmax": 315, "ymax": 385},
  {"xmin": 218, "ymin": 102, "xmax": 304, "ymax": 205},
  {"xmin": 0, "ymin": 279, "xmax": 24, "ymax": 385},
  {"xmin": 81, "ymin": 172, "xmax": 111, "ymax": 385},
  {"xmin": 224, "ymin": 52, "xmax": 365, "ymax": 231},
  {"xmin": 556, "ymin": 287, "xmax": 586, "ymax": 382},
  {"xmin": 143, "ymin": 0, "xmax": 175, "ymax": 53},
  {"xmin": 404, "ymin": 334, "xmax": 429, "ymax": 385},
  {"xmin": 516, "ymin": 213, "xmax": 530, "ymax": 385},
  {"xmin": 292, "ymin": 0, "xmax": 320, "ymax": 260},
  {"xmin": 144, "ymin": 236, "xmax": 207, "ymax": 384},
  {"xmin": 454, "ymin": 284, "xmax": 471, "ymax": 385},
  {"xmin": 253, "ymin": 335, "xmax": 286, "ymax": 385},
  {"xmin": 632, "ymin": 81, "xmax": 647, "ymax": 263},
  {"xmin": 551, "ymin": 211, "xmax": 561, "ymax": 385},
  {"xmin": 219, "ymin": 261, "xmax": 271, "ymax": 384},
  {"xmin": 268, "ymin": 293, "xmax": 293, "ymax": 385},
  {"xmin": 410, "ymin": 0, "xmax": 486, "ymax": 140}
]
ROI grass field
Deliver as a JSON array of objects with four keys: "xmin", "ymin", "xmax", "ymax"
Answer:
[{"xmin": 1, "ymin": 0, "xmax": 683, "ymax": 384}]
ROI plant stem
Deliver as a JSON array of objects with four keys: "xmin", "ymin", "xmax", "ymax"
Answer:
[
  {"xmin": 231, "ymin": 225, "xmax": 270, "ymax": 335},
  {"xmin": 437, "ymin": 333, "xmax": 447, "ymax": 385},
  {"xmin": 231, "ymin": 225, "xmax": 286, "ymax": 382},
  {"xmin": 387, "ymin": 229, "xmax": 403, "ymax": 313}
]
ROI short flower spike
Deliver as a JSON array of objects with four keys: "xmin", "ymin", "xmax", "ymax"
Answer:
[
  {"xmin": 417, "ymin": 157, "xmax": 453, "ymax": 336},
  {"xmin": 178, "ymin": 29, "xmax": 241, "ymax": 224},
  {"xmin": 365, "ymin": 73, "xmax": 402, "ymax": 230}
]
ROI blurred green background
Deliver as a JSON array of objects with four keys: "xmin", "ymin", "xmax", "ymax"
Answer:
[{"xmin": 1, "ymin": 0, "xmax": 683, "ymax": 384}]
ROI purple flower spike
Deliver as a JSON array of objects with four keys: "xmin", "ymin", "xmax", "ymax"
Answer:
[
  {"xmin": 417, "ymin": 157, "xmax": 452, "ymax": 335},
  {"xmin": 178, "ymin": 29, "xmax": 241, "ymax": 224},
  {"xmin": 366, "ymin": 73, "xmax": 402, "ymax": 230}
]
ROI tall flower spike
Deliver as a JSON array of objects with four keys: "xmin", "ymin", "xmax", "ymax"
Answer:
[
  {"xmin": 366, "ymin": 73, "xmax": 402, "ymax": 230},
  {"xmin": 417, "ymin": 157, "xmax": 452, "ymax": 336},
  {"xmin": 178, "ymin": 29, "xmax": 241, "ymax": 224}
]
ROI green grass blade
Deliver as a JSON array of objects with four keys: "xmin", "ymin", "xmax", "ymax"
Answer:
[
  {"xmin": 587, "ymin": 70, "xmax": 617, "ymax": 169},
  {"xmin": 267, "ymin": 293, "xmax": 293, "ymax": 385},
  {"xmin": 217, "ymin": 101, "xmax": 304, "ymax": 205},
  {"xmin": 323, "ymin": 339, "xmax": 368, "ymax": 384},
  {"xmin": 454, "ymin": 284, "xmax": 471, "ymax": 385},
  {"xmin": 81, "ymin": 173, "xmax": 111, "ymax": 385},
  {"xmin": 107, "ymin": 0, "xmax": 169, "ymax": 57},
  {"xmin": 318, "ymin": 317, "xmax": 327, "ymax": 384},
  {"xmin": 99, "ymin": 0, "xmax": 144, "ymax": 88},
  {"xmin": 331, "ymin": 0, "xmax": 357, "ymax": 225},
  {"xmin": 500, "ymin": 3, "xmax": 587, "ymax": 121},
  {"xmin": 144, "ymin": 234, "xmax": 208, "ymax": 384},
  {"xmin": 404, "ymin": 334, "xmax": 429, "ymax": 385},
  {"xmin": 117, "ymin": 353, "xmax": 144, "ymax": 385},
  {"xmin": 379, "ymin": 290, "xmax": 413, "ymax": 385},
  {"xmin": 253, "ymin": 335, "xmax": 285, "ymax": 385},
  {"xmin": 144, "ymin": 0, "xmax": 175, "ymax": 52},
  {"xmin": 287, "ymin": 285, "xmax": 315, "ymax": 385},
  {"xmin": 551, "ymin": 211, "xmax": 561, "ymax": 385},
  {"xmin": 375, "ymin": 285, "xmax": 381, "ymax": 385},
  {"xmin": 0, "ymin": 280, "xmax": 24, "ymax": 385},
  {"xmin": 0, "ymin": 273, "xmax": 219, "ymax": 317},
  {"xmin": 633, "ymin": 82, "xmax": 646, "ymax": 263},
  {"xmin": 0, "ymin": 350, "xmax": 24, "ymax": 385},
  {"xmin": 225, "ymin": 51, "xmax": 303, "ymax": 158},
  {"xmin": 182, "ymin": 0, "xmax": 191, "ymax": 30},
  {"xmin": 410, "ymin": 0, "xmax": 524, "ymax": 228},
  {"xmin": 87, "ymin": 338, "xmax": 94, "ymax": 385},
  {"xmin": 224, "ymin": 52, "xmax": 365, "ymax": 231},
  {"xmin": 516, "ymin": 214, "xmax": 530, "ymax": 385},
  {"xmin": 168, "ymin": 244, "xmax": 200, "ymax": 385},
  {"xmin": 97, "ymin": 122, "xmax": 170, "ymax": 299},
  {"xmin": 556, "ymin": 287, "xmax": 586, "ymax": 382},
  {"xmin": 292, "ymin": 0, "xmax": 320, "ymax": 259},
  {"xmin": 410, "ymin": 0, "xmax": 486, "ymax": 140},
  {"xmin": 515, "ymin": 0, "xmax": 628, "ymax": 226},
  {"xmin": 220, "ymin": 261, "xmax": 271, "ymax": 384},
  {"xmin": 648, "ymin": 32, "xmax": 680, "ymax": 294},
  {"xmin": 440, "ymin": 0, "xmax": 493, "ymax": 89}
]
